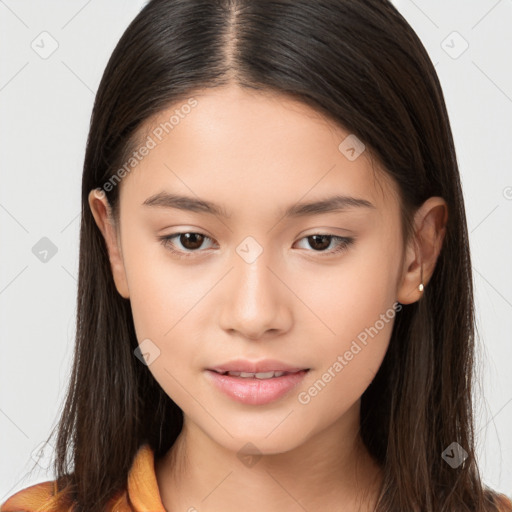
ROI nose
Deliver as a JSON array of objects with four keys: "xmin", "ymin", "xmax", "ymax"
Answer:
[{"xmin": 218, "ymin": 247, "xmax": 292, "ymax": 341}]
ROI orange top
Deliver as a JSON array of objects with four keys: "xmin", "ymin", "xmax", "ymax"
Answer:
[
  {"xmin": 0, "ymin": 444, "xmax": 166, "ymax": 512},
  {"xmin": 497, "ymin": 494, "xmax": 512, "ymax": 512},
  {"xmin": 1, "ymin": 443, "xmax": 511, "ymax": 511}
]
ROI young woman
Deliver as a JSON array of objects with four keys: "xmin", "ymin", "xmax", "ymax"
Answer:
[{"xmin": 2, "ymin": 1, "xmax": 511, "ymax": 511}]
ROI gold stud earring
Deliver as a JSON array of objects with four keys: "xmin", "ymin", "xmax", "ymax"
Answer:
[{"xmin": 418, "ymin": 265, "xmax": 424, "ymax": 292}]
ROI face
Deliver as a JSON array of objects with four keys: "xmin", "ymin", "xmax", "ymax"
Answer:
[{"xmin": 89, "ymin": 84, "xmax": 424, "ymax": 456}]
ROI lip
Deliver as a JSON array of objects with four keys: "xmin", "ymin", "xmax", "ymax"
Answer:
[
  {"xmin": 207, "ymin": 358, "xmax": 309, "ymax": 374},
  {"xmin": 204, "ymin": 367, "xmax": 310, "ymax": 405}
]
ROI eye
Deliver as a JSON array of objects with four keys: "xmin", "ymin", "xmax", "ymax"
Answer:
[
  {"xmin": 158, "ymin": 232, "xmax": 355, "ymax": 259},
  {"xmin": 294, "ymin": 234, "xmax": 355, "ymax": 255},
  {"xmin": 158, "ymin": 232, "xmax": 215, "ymax": 258}
]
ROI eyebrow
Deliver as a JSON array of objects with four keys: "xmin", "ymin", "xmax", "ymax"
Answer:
[{"xmin": 142, "ymin": 191, "xmax": 375, "ymax": 218}]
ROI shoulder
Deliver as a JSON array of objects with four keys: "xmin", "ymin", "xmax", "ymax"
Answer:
[
  {"xmin": 496, "ymin": 493, "xmax": 512, "ymax": 512},
  {"xmin": 1, "ymin": 479, "xmax": 133, "ymax": 512},
  {"xmin": 0, "ymin": 480, "xmax": 61, "ymax": 511}
]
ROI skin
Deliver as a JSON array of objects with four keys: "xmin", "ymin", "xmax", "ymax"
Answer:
[{"xmin": 88, "ymin": 83, "xmax": 448, "ymax": 512}]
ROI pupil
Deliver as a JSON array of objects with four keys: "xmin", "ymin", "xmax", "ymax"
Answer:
[
  {"xmin": 181, "ymin": 233, "xmax": 204, "ymax": 250},
  {"xmin": 309, "ymin": 235, "xmax": 330, "ymax": 251}
]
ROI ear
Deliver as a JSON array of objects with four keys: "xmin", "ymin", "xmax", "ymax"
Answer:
[
  {"xmin": 88, "ymin": 189, "xmax": 130, "ymax": 299},
  {"xmin": 396, "ymin": 196, "xmax": 448, "ymax": 305}
]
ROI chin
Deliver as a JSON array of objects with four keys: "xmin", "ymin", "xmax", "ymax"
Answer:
[{"xmin": 205, "ymin": 421, "xmax": 308, "ymax": 457}]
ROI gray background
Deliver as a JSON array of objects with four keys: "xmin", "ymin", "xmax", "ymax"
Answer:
[{"xmin": 1, "ymin": 0, "xmax": 511, "ymax": 501}]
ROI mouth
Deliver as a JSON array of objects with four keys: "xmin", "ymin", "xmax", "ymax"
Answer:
[
  {"xmin": 204, "ymin": 368, "xmax": 310, "ymax": 405},
  {"xmin": 209, "ymin": 369, "xmax": 309, "ymax": 379}
]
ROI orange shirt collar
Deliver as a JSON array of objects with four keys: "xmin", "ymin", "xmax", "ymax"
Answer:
[{"xmin": 126, "ymin": 443, "xmax": 167, "ymax": 512}]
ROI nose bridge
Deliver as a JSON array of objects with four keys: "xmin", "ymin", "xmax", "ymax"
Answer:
[
  {"xmin": 232, "ymin": 239, "xmax": 279, "ymax": 309},
  {"xmin": 219, "ymin": 236, "xmax": 290, "ymax": 338}
]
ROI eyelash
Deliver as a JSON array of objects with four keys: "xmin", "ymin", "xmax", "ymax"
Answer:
[{"xmin": 158, "ymin": 232, "xmax": 355, "ymax": 259}]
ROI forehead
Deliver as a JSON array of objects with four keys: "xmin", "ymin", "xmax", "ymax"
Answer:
[{"xmin": 118, "ymin": 84, "xmax": 399, "ymax": 219}]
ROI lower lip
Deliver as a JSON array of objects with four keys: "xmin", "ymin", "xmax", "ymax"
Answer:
[{"xmin": 205, "ymin": 369, "xmax": 309, "ymax": 405}]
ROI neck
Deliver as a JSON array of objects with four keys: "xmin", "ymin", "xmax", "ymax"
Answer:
[{"xmin": 155, "ymin": 402, "xmax": 383, "ymax": 512}]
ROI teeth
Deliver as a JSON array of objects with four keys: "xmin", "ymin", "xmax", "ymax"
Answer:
[{"xmin": 225, "ymin": 370, "xmax": 287, "ymax": 379}]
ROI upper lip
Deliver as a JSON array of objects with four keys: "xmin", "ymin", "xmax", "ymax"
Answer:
[{"xmin": 207, "ymin": 359, "xmax": 310, "ymax": 374}]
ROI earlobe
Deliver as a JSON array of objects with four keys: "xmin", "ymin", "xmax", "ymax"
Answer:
[
  {"xmin": 87, "ymin": 189, "xmax": 130, "ymax": 299},
  {"xmin": 396, "ymin": 197, "xmax": 448, "ymax": 305}
]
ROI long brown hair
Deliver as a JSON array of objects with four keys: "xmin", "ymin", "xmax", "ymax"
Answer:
[{"xmin": 36, "ymin": 0, "xmax": 508, "ymax": 510}]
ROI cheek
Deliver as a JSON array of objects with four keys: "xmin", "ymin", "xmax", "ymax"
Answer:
[
  {"xmin": 124, "ymin": 245, "xmax": 203, "ymax": 407},
  {"xmin": 295, "ymin": 293, "xmax": 396, "ymax": 422},
  {"xmin": 293, "ymin": 239, "xmax": 400, "ymax": 410},
  {"xmin": 121, "ymin": 228, "xmax": 204, "ymax": 338},
  {"xmin": 294, "ymin": 236, "xmax": 400, "ymax": 343},
  {"xmin": 119, "ymin": 236, "xmax": 200, "ymax": 400},
  {"xmin": 121, "ymin": 229, "xmax": 224, "ymax": 396}
]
